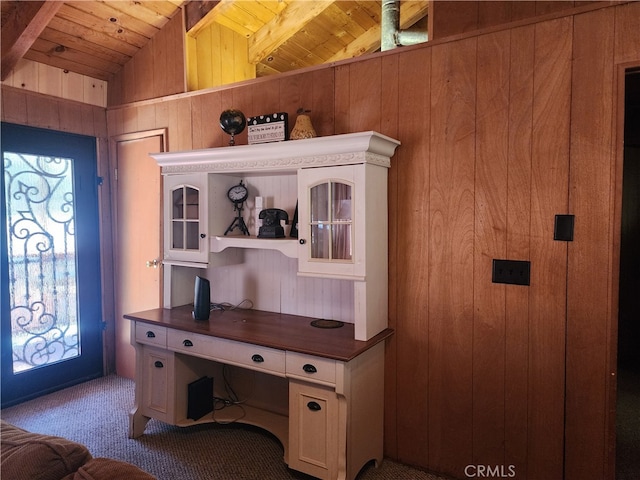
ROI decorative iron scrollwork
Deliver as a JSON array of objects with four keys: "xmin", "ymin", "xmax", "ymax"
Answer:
[{"xmin": 4, "ymin": 152, "xmax": 80, "ymax": 373}]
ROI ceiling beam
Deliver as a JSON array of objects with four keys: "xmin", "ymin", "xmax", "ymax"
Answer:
[
  {"xmin": 184, "ymin": 0, "xmax": 220, "ymax": 33},
  {"xmin": 248, "ymin": 0, "xmax": 336, "ymax": 64},
  {"xmin": 186, "ymin": 0, "xmax": 236, "ymax": 38},
  {"xmin": 399, "ymin": 0, "xmax": 430, "ymax": 30},
  {"xmin": 1, "ymin": 1, "xmax": 62, "ymax": 80}
]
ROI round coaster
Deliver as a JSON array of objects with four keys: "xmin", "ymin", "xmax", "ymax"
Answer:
[{"xmin": 310, "ymin": 319, "xmax": 344, "ymax": 329}]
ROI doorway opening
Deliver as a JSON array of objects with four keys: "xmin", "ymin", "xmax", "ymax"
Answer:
[
  {"xmin": 616, "ymin": 68, "xmax": 640, "ymax": 480},
  {"xmin": 111, "ymin": 131, "xmax": 164, "ymax": 380}
]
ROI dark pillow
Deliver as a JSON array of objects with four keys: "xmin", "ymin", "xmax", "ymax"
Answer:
[
  {"xmin": 1, "ymin": 420, "xmax": 92, "ymax": 480},
  {"xmin": 61, "ymin": 458, "xmax": 156, "ymax": 480}
]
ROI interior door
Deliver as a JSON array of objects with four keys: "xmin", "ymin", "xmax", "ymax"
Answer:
[
  {"xmin": 113, "ymin": 132, "xmax": 164, "ymax": 379},
  {"xmin": 1, "ymin": 123, "xmax": 103, "ymax": 407}
]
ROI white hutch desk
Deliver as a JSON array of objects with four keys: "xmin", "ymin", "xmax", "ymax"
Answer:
[{"xmin": 126, "ymin": 131, "xmax": 400, "ymax": 480}]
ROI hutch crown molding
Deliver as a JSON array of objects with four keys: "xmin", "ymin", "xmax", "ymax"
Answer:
[{"xmin": 153, "ymin": 131, "xmax": 399, "ymax": 173}]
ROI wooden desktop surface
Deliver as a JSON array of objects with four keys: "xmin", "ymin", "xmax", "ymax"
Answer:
[{"xmin": 124, "ymin": 305, "xmax": 393, "ymax": 362}]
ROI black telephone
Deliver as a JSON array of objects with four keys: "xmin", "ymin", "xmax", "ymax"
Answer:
[{"xmin": 258, "ymin": 208, "xmax": 288, "ymax": 238}]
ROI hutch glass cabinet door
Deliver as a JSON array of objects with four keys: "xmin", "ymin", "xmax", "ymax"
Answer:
[
  {"xmin": 163, "ymin": 174, "xmax": 208, "ymax": 263},
  {"xmin": 298, "ymin": 165, "xmax": 364, "ymax": 279},
  {"xmin": 309, "ymin": 180, "xmax": 352, "ymax": 261}
]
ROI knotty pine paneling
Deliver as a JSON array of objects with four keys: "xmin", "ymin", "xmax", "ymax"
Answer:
[
  {"xmin": 97, "ymin": 4, "xmax": 640, "ymax": 480},
  {"xmin": 566, "ymin": 7, "xmax": 616, "ymax": 479}
]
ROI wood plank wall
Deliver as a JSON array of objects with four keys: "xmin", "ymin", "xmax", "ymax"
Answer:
[
  {"xmin": 1, "ymin": 58, "xmax": 107, "ymax": 107},
  {"xmin": 107, "ymin": 12, "xmax": 185, "ymax": 106},
  {"xmin": 1, "ymin": 1, "xmax": 632, "ymax": 479},
  {"xmin": 103, "ymin": 3, "xmax": 639, "ymax": 479},
  {"xmin": 428, "ymin": 0, "xmax": 608, "ymax": 40},
  {"xmin": 185, "ymin": 21, "xmax": 255, "ymax": 90},
  {"xmin": 0, "ymin": 85, "xmax": 116, "ymax": 373}
]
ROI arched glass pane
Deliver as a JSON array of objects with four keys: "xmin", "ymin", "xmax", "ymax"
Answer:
[
  {"xmin": 332, "ymin": 182, "xmax": 351, "ymax": 221},
  {"xmin": 172, "ymin": 187, "xmax": 183, "ymax": 219},
  {"xmin": 185, "ymin": 187, "xmax": 199, "ymax": 220},
  {"xmin": 310, "ymin": 183, "xmax": 328, "ymax": 223}
]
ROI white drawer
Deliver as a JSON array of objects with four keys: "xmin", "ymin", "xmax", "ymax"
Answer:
[
  {"xmin": 166, "ymin": 330, "xmax": 285, "ymax": 376},
  {"xmin": 286, "ymin": 351, "xmax": 337, "ymax": 385},
  {"xmin": 167, "ymin": 329, "xmax": 218, "ymax": 358},
  {"xmin": 223, "ymin": 339, "xmax": 285, "ymax": 376},
  {"xmin": 135, "ymin": 323, "xmax": 167, "ymax": 347}
]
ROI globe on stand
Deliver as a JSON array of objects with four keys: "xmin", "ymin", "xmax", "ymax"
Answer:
[{"xmin": 219, "ymin": 109, "xmax": 246, "ymax": 146}]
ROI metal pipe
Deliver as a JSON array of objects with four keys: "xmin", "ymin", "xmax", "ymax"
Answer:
[
  {"xmin": 381, "ymin": 0, "xmax": 428, "ymax": 51},
  {"xmin": 381, "ymin": 0, "xmax": 400, "ymax": 51},
  {"xmin": 397, "ymin": 29, "xmax": 428, "ymax": 46}
]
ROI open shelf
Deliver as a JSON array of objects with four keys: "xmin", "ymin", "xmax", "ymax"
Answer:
[{"xmin": 211, "ymin": 235, "xmax": 298, "ymax": 258}]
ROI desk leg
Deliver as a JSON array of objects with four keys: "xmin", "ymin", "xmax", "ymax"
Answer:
[{"xmin": 129, "ymin": 405, "xmax": 150, "ymax": 438}]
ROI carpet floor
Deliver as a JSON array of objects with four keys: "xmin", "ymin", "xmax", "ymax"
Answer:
[
  {"xmin": 616, "ymin": 367, "xmax": 640, "ymax": 480},
  {"xmin": 1, "ymin": 374, "xmax": 449, "ymax": 480}
]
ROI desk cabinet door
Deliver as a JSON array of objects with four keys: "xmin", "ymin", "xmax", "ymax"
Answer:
[
  {"xmin": 141, "ymin": 346, "xmax": 175, "ymax": 423},
  {"xmin": 289, "ymin": 380, "xmax": 339, "ymax": 479}
]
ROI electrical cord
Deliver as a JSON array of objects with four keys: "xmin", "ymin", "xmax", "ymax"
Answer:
[
  {"xmin": 209, "ymin": 364, "xmax": 255, "ymax": 425},
  {"xmin": 211, "ymin": 400, "xmax": 246, "ymax": 424},
  {"xmin": 210, "ymin": 298, "xmax": 254, "ymax": 312}
]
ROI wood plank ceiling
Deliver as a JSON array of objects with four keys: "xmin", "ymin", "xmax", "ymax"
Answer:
[{"xmin": 1, "ymin": 1, "xmax": 428, "ymax": 83}]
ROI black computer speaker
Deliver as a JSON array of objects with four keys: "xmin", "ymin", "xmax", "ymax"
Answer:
[{"xmin": 192, "ymin": 276, "xmax": 210, "ymax": 320}]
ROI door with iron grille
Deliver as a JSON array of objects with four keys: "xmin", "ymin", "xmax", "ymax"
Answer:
[{"xmin": 1, "ymin": 123, "xmax": 103, "ymax": 407}]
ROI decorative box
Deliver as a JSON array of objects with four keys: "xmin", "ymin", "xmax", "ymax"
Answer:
[{"xmin": 248, "ymin": 113, "xmax": 289, "ymax": 144}]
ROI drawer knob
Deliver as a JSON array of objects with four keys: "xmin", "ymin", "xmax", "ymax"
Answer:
[
  {"xmin": 183, "ymin": 339, "xmax": 193, "ymax": 347},
  {"xmin": 307, "ymin": 401, "xmax": 322, "ymax": 411},
  {"xmin": 146, "ymin": 331, "xmax": 156, "ymax": 338},
  {"xmin": 303, "ymin": 363, "xmax": 317, "ymax": 374},
  {"xmin": 251, "ymin": 354, "xmax": 264, "ymax": 363},
  {"xmin": 299, "ymin": 239, "xmax": 306, "ymax": 245},
  {"xmin": 154, "ymin": 361, "xmax": 163, "ymax": 368}
]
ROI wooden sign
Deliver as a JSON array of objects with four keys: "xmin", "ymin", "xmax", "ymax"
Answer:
[{"xmin": 248, "ymin": 113, "xmax": 289, "ymax": 144}]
